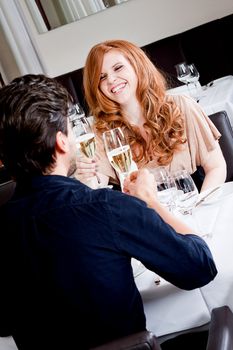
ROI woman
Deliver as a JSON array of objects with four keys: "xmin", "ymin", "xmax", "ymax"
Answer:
[{"xmin": 75, "ymin": 39, "xmax": 226, "ymax": 192}]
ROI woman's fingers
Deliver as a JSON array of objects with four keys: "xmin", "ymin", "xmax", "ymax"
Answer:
[{"xmin": 75, "ymin": 156, "xmax": 97, "ymax": 179}]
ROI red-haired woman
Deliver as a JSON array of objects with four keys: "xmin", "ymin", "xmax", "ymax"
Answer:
[{"xmin": 74, "ymin": 40, "xmax": 226, "ymax": 192}]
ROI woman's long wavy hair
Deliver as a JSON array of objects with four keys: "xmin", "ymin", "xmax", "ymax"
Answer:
[{"xmin": 83, "ymin": 40, "xmax": 186, "ymax": 166}]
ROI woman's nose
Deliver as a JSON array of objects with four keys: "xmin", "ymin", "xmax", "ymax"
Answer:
[{"xmin": 107, "ymin": 73, "xmax": 117, "ymax": 84}]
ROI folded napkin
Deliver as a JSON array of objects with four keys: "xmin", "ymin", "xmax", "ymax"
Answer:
[{"xmin": 174, "ymin": 203, "xmax": 221, "ymax": 239}]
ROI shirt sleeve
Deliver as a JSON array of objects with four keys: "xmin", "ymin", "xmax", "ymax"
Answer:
[
  {"xmin": 108, "ymin": 191, "xmax": 217, "ymax": 290},
  {"xmin": 171, "ymin": 94, "xmax": 221, "ymax": 169}
]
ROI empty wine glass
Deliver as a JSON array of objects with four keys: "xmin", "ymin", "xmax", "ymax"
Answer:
[
  {"xmin": 175, "ymin": 62, "xmax": 191, "ymax": 93},
  {"xmin": 103, "ymin": 127, "xmax": 133, "ymax": 190},
  {"xmin": 186, "ymin": 63, "xmax": 202, "ymax": 100},
  {"xmin": 173, "ymin": 169, "xmax": 199, "ymax": 215},
  {"xmin": 149, "ymin": 167, "xmax": 177, "ymax": 212}
]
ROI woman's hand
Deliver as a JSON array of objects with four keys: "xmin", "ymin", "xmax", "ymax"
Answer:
[
  {"xmin": 201, "ymin": 143, "xmax": 226, "ymax": 192},
  {"xmin": 73, "ymin": 155, "xmax": 110, "ymax": 189},
  {"xmin": 73, "ymin": 155, "xmax": 97, "ymax": 183}
]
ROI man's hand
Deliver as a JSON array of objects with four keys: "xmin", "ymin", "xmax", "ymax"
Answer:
[{"xmin": 123, "ymin": 169, "xmax": 158, "ymax": 204}]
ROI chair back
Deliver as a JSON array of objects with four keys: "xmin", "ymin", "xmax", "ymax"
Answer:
[
  {"xmin": 158, "ymin": 305, "xmax": 233, "ymax": 350},
  {"xmin": 0, "ymin": 180, "xmax": 16, "ymax": 207},
  {"xmin": 208, "ymin": 111, "xmax": 233, "ymax": 182},
  {"xmin": 91, "ymin": 331, "xmax": 161, "ymax": 350},
  {"xmin": 206, "ymin": 305, "xmax": 233, "ymax": 350}
]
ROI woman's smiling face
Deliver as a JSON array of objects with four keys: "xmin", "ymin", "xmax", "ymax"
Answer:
[{"xmin": 99, "ymin": 49, "xmax": 138, "ymax": 107}]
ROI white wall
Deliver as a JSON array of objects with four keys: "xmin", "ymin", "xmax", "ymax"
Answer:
[{"xmin": 1, "ymin": 0, "xmax": 233, "ymax": 80}]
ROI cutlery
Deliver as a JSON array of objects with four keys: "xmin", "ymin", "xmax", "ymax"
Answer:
[{"xmin": 195, "ymin": 186, "xmax": 221, "ymax": 207}]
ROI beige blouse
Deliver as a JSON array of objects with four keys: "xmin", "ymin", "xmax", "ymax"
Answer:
[{"xmin": 94, "ymin": 94, "xmax": 221, "ymax": 182}]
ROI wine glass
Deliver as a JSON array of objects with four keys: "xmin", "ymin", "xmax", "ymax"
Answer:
[
  {"xmin": 173, "ymin": 169, "xmax": 199, "ymax": 215},
  {"xmin": 103, "ymin": 127, "xmax": 132, "ymax": 190},
  {"xmin": 175, "ymin": 62, "xmax": 191, "ymax": 94},
  {"xmin": 71, "ymin": 114, "xmax": 99, "ymax": 188},
  {"xmin": 186, "ymin": 63, "xmax": 202, "ymax": 100},
  {"xmin": 149, "ymin": 167, "xmax": 177, "ymax": 212}
]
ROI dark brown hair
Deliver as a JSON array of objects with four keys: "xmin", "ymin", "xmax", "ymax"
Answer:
[{"xmin": 0, "ymin": 74, "xmax": 72, "ymax": 181}]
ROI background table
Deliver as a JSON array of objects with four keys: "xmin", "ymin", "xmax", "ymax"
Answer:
[{"xmin": 167, "ymin": 75, "xmax": 233, "ymax": 127}]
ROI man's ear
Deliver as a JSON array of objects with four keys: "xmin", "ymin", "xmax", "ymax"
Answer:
[{"xmin": 55, "ymin": 131, "xmax": 69, "ymax": 154}]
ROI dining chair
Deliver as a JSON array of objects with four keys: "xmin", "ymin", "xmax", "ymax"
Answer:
[
  {"xmin": 91, "ymin": 306, "xmax": 233, "ymax": 350},
  {"xmin": 91, "ymin": 330, "xmax": 161, "ymax": 350},
  {"xmin": 158, "ymin": 305, "xmax": 233, "ymax": 350},
  {"xmin": 0, "ymin": 180, "xmax": 16, "ymax": 207},
  {"xmin": 191, "ymin": 110, "xmax": 233, "ymax": 190},
  {"xmin": 208, "ymin": 110, "xmax": 233, "ymax": 182}
]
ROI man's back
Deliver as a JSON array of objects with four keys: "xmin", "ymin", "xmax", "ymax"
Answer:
[
  {"xmin": 0, "ymin": 175, "xmax": 217, "ymax": 349},
  {"xmin": 0, "ymin": 175, "xmax": 146, "ymax": 349}
]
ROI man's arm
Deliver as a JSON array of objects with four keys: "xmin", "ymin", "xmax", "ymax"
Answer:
[{"xmin": 123, "ymin": 169, "xmax": 197, "ymax": 235}]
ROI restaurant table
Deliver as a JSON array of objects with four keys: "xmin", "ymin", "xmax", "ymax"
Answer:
[
  {"xmin": 134, "ymin": 181, "xmax": 233, "ymax": 338},
  {"xmin": 167, "ymin": 75, "xmax": 233, "ymax": 127}
]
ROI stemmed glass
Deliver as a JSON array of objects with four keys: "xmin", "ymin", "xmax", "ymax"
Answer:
[
  {"xmin": 175, "ymin": 62, "xmax": 191, "ymax": 93},
  {"xmin": 70, "ymin": 112, "xmax": 99, "ymax": 188},
  {"xmin": 186, "ymin": 63, "xmax": 201, "ymax": 100},
  {"xmin": 149, "ymin": 167, "xmax": 177, "ymax": 212},
  {"xmin": 173, "ymin": 169, "xmax": 199, "ymax": 215},
  {"xmin": 103, "ymin": 127, "xmax": 133, "ymax": 190}
]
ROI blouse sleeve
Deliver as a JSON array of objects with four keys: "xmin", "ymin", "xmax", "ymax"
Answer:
[{"xmin": 171, "ymin": 94, "xmax": 221, "ymax": 169}]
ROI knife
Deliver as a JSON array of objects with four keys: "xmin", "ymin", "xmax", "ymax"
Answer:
[{"xmin": 195, "ymin": 186, "xmax": 221, "ymax": 207}]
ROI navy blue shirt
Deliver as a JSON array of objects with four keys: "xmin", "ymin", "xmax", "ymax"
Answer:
[{"xmin": 0, "ymin": 175, "xmax": 217, "ymax": 349}]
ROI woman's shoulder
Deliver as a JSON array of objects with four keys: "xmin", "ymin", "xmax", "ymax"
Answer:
[
  {"xmin": 166, "ymin": 93, "xmax": 200, "ymax": 110},
  {"xmin": 166, "ymin": 94, "xmax": 214, "ymax": 125}
]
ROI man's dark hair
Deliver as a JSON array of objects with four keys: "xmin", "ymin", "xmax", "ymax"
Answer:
[{"xmin": 0, "ymin": 74, "xmax": 73, "ymax": 182}]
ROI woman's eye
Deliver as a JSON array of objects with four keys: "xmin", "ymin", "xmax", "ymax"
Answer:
[
  {"xmin": 100, "ymin": 74, "xmax": 107, "ymax": 81},
  {"xmin": 115, "ymin": 65, "xmax": 123, "ymax": 71}
]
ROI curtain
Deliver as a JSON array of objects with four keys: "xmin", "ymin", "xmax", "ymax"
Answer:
[{"xmin": 57, "ymin": 0, "xmax": 106, "ymax": 22}]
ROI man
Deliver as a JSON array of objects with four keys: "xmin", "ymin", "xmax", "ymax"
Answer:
[{"xmin": 0, "ymin": 74, "xmax": 217, "ymax": 350}]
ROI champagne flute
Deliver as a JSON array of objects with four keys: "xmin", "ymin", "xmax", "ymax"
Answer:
[
  {"xmin": 70, "ymin": 113, "xmax": 99, "ymax": 188},
  {"xmin": 73, "ymin": 117, "xmax": 96, "ymax": 158},
  {"xmin": 103, "ymin": 127, "xmax": 132, "ymax": 190}
]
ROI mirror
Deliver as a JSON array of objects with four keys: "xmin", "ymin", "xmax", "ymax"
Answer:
[{"xmin": 26, "ymin": 0, "xmax": 131, "ymax": 33}]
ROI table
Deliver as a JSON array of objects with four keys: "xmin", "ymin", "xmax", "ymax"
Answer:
[
  {"xmin": 135, "ymin": 181, "xmax": 233, "ymax": 338},
  {"xmin": 167, "ymin": 75, "xmax": 233, "ymax": 127}
]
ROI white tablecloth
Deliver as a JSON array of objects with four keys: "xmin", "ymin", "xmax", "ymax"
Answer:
[
  {"xmin": 167, "ymin": 75, "xmax": 233, "ymax": 127},
  {"xmin": 135, "ymin": 181, "xmax": 233, "ymax": 337}
]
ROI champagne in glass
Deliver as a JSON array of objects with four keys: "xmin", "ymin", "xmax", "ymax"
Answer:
[
  {"xmin": 69, "ymin": 110, "xmax": 99, "ymax": 188},
  {"xmin": 77, "ymin": 132, "xmax": 96, "ymax": 158},
  {"xmin": 108, "ymin": 145, "xmax": 132, "ymax": 174},
  {"xmin": 72, "ymin": 116, "xmax": 96, "ymax": 157},
  {"xmin": 103, "ymin": 127, "xmax": 133, "ymax": 189}
]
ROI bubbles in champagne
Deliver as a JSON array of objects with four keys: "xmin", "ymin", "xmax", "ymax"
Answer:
[
  {"xmin": 76, "ymin": 133, "xmax": 96, "ymax": 158},
  {"xmin": 107, "ymin": 145, "xmax": 132, "ymax": 174}
]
